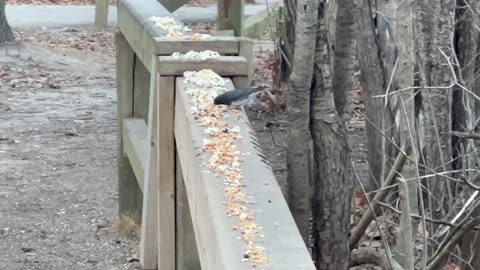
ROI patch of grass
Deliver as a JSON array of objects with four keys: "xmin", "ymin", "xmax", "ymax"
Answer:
[{"xmin": 112, "ymin": 214, "xmax": 141, "ymax": 240}]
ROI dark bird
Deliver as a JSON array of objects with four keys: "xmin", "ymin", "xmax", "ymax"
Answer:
[{"xmin": 213, "ymin": 88, "xmax": 262, "ymax": 108}]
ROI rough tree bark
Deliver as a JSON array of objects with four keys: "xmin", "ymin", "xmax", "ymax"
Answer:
[
  {"xmin": 374, "ymin": 0, "xmax": 403, "ymax": 189},
  {"xmin": 310, "ymin": 0, "xmax": 353, "ymax": 268},
  {"xmin": 0, "ymin": 0, "xmax": 14, "ymax": 43},
  {"xmin": 455, "ymin": 1, "xmax": 480, "ymax": 267},
  {"xmin": 279, "ymin": 0, "xmax": 296, "ymax": 83},
  {"xmin": 476, "ymin": 34, "xmax": 480, "ymax": 122},
  {"xmin": 286, "ymin": 0, "xmax": 318, "ymax": 244},
  {"xmin": 451, "ymin": 0, "xmax": 479, "ymax": 176},
  {"xmin": 332, "ymin": 0, "xmax": 355, "ymax": 123},
  {"xmin": 417, "ymin": 0, "xmax": 456, "ymax": 224},
  {"xmin": 375, "ymin": 0, "xmax": 419, "ymax": 267},
  {"xmin": 356, "ymin": 0, "xmax": 388, "ymax": 190}
]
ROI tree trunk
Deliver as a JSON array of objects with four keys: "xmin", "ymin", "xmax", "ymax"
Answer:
[
  {"xmin": 455, "ymin": 1, "xmax": 480, "ymax": 268},
  {"xmin": 452, "ymin": 0, "xmax": 478, "ymax": 176},
  {"xmin": 331, "ymin": 0, "xmax": 354, "ymax": 122},
  {"xmin": 0, "ymin": 0, "xmax": 14, "ymax": 43},
  {"xmin": 279, "ymin": 0, "xmax": 296, "ymax": 83},
  {"xmin": 476, "ymin": 34, "xmax": 480, "ymax": 123},
  {"xmin": 310, "ymin": 0, "xmax": 353, "ymax": 268},
  {"xmin": 356, "ymin": 0, "xmax": 390, "ymax": 190},
  {"xmin": 416, "ymin": 0, "xmax": 456, "ymax": 227},
  {"xmin": 286, "ymin": 0, "xmax": 318, "ymax": 244},
  {"xmin": 385, "ymin": 0, "xmax": 419, "ymax": 267},
  {"xmin": 374, "ymin": 0, "xmax": 402, "ymax": 188}
]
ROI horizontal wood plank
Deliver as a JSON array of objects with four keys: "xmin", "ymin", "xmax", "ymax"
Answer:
[
  {"xmin": 154, "ymin": 37, "xmax": 239, "ymax": 55},
  {"xmin": 123, "ymin": 118, "xmax": 148, "ymax": 193},
  {"xmin": 212, "ymin": 30, "xmax": 236, "ymax": 36},
  {"xmin": 174, "ymin": 77, "xmax": 316, "ymax": 269},
  {"xmin": 158, "ymin": 56, "xmax": 248, "ymax": 76}
]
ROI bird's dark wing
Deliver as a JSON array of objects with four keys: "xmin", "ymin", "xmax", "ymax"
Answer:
[{"xmin": 214, "ymin": 88, "xmax": 260, "ymax": 105}]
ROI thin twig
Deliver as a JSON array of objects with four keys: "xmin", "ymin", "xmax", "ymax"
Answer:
[
  {"xmin": 351, "ymin": 160, "xmax": 395, "ymax": 269},
  {"xmin": 446, "ymin": 131, "xmax": 480, "ymax": 140},
  {"xmin": 349, "ymin": 146, "xmax": 409, "ymax": 249}
]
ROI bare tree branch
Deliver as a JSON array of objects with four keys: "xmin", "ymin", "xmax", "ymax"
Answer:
[
  {"xmin": 394, "ymin": 178, "xmax": 414, "ymax": 269},
  {"xmin": 349, "ymin": 146, "xmax": 409, "ymax": 250},
  {"xmin": 447, "ymin": 131, "xmax": 480, "ymax": 140},
  {"xmin": 350, "ymin": 248, "xmax": 404, "ymax": 270}
]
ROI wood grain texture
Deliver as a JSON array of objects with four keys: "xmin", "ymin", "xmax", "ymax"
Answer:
[
  {"xmin": 133, "ymin": 57, "xmax": 151, "ymax": 122},
  {"xmin": 156, "ymin": 75, "xmax": 176, "ymax": 270},
  {"xmin": 175, "ymin": 152, "xmax": 201, "ymax": 270},
  {"xmin": 242, "ymin": 3, "xmax": 279, "ymax": 39},
  {"xmin": 157, "ymin": 56, "xmax": 249, "ymax": 76},
  {"xmin": 212, "ymin": 30, "xmax": 236, "ymax": 36},
  {"xmin": 140, "ymin": 56, "xmax": 160, "ymax": 270},
  {"xmin": 154, "ymin": 37, "xmax": 239, "ymax": 55},
  {"xmin": 217, "ymin": 0, "xmax": 244, "ymax": 36},
  {"xmin": 174, "ymin": 77, "xmax": 316, "ymax": 269},
  {"xmin": 94, "ymin": 0, "xmax": 109, "ymax": 28},
  {"xmin": 116, "ymin": 31, "xmax": 143, "ymax": 222},
  {"xmin": 123, "ymin": 118, "xmax": 148, "ymax": 192},
  {"xmin": 237, "ymin": 37, "xmax": 254, "ymax": 83},
  {"xmin": 117, "ymin": 0, "xmax": 181, "ymax": 71}
]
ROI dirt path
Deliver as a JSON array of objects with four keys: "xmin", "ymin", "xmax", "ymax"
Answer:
[{"xmin": 0, "ymin": 41, "xmax": 141, "ymax": 269}]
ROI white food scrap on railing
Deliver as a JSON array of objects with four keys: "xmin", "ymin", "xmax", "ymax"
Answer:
[
  {"xmin": 172, "ymin": 50, "xmax": 221, "ymax": 60},
  {"xmin": 148, "ymin": 16, "xmax": 190, "ymax": 36},
  {"xmin": 183, "ymin": 69, "xmax": 268, "ymax": 268},
  {"xmin": 148, "ymin": 16, "xmax": 212, "ymax": 40}
]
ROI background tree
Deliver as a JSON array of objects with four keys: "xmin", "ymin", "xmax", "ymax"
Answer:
[
  {"xmin": 0, "ymin": 0, "xmax": 14, "ymax": 43},
  {"xmin": 280, "ymin": 0, "xmax": 480, "ymax": 268},
  {"xmin": 280, "ymin": 0, "xmax": 355, "ymax": 267},
  {"xmin": 310, "ymin": 0, "xmax": 354, "ymax": 268},
  {"xmin": 285, "ymin": 0, "xmax": 316, "ymax": 244}
]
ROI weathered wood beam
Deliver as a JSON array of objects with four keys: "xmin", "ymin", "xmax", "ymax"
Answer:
[
  {"xmin": 212, "ymin": 30, "xmax": 236, "ymax": 36},
  {"xmin": 140, "ymin": 59, "xmax": 160, "ymax": 269},
  {"xmin": 116, "ymin": 31, "xmax": 143, "ymax": 222},
  {"xmin": 94, "ymin": 0, "xmax": 109, "ymax": 28},
  {"xmin": 153, "ymin": 37, "xmax": 240, "ymax": 55},
  {"xmin": 174, "ymin": 77, "xmax": 316, "ymax": 269},
  {"xmin": 122, "ymin": 118, "xmax": 148, "ymax": 192},
  {"xmin": 117, "ymin": 0, "xmax": 174, "ymax": 72},
  {"xmin": 133, "ymin": 57, "xmax": 151, "ymax": 122},
  {"xmin": 176, "ymin": 152, "xmax": 201, "ymax": 270},
  {"xmin": 217, "ymin": 0, "xmax": 244, "ymax": 36},
  {"xmin": 236, "ymin": 37, "xmax": 254, "ymax": 85},
  {"xmin": 157, "ymin": 56, "xmax": 249, "ymax": 76},
  {"xmin": 156, "ymin": 74, "xmax": 176, "ymax": 270},
  {"xmin": 242, "ymin": 3, "xmax": 279, "ymax": 39},
  {"xmin": 119, "ymin": 0, "xmax": 248, "ymax": 70}
]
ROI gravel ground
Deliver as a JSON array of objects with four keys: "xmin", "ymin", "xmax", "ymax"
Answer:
[{"xmin": 0, "ymin": 38, "xmax": 141, "ymax": 270}]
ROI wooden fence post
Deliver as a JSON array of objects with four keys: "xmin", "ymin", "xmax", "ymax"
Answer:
[
  {"xmin": 156, "ymin": 74, "xmax": 176, "ymax": 270},
  {"xmin": 217, "ymin": 0, "xmax": 244, "ymax": 36},
  {"xmin": 140, "ymin": 57, "xmax": 159, "ymax": 269},
  {"xmin": 94, "ymin": 0, "xmax": 109, "ymax": 28},
  {"xmin": 116, "ymin": 31, "xmax": 143, "ymax": 222},
  {"xmin": 176, "ymin": 153, "xmax": 201, "ymax": 270}
]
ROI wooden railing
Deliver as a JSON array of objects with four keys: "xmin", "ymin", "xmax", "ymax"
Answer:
[{"xmin": 116, "ymin": 0, "xmax": 315, "ymax": 269}]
